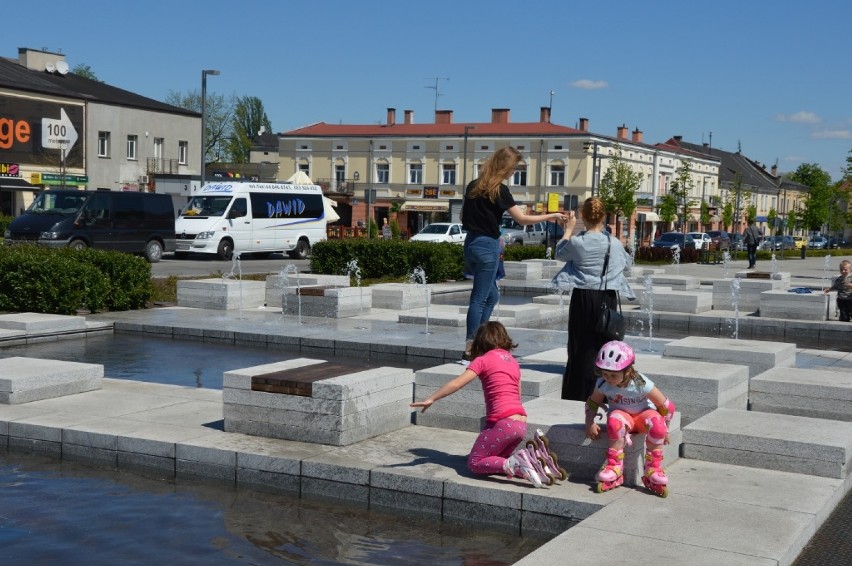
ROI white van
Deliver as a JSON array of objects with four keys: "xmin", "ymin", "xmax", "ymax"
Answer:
[{"xmin": 175, "ymin": 182, "xmax": 327, "ymax": 260}]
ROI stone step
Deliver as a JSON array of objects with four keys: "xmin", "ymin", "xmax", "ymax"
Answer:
[
  {"xmin": 0, "ymin": 356, "xmax": 103, "ymax": 404},
  {"xmin": 750, "ymin": 367, "xmax": 852, "ymax": 422},
  {"xmin": 682, "ymin": 408, "xmax": 852, "ymax": 479},
  {"xmin": 0, "ymin": 312, "xmax": 87, "ymax": 333}
]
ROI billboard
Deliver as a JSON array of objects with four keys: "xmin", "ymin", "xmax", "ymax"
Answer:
[{"xmin": 0, "ymin": 95, "xmax": 84, "ymax": 168}]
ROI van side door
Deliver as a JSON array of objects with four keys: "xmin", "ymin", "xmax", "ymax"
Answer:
[
  {"xmin": 79, "ymin": 192, "xmax": 116, "ymax": 249},
  {"xmin": 225, "ymin": 197, "xmax": 252, "ymax": 253},
  {"xmin": 111, "ymin": 193, "xmax": 145, "ymax": 252}
]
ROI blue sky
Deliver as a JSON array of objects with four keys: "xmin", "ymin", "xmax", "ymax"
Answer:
[{"xmin": 6, "ymin": 0, "xmax": 851, "ymax": 180}]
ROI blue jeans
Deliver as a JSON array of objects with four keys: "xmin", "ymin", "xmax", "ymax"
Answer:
[{"xmin": 464, "ymin": 233, "xmax": 500, "ymax": 341}]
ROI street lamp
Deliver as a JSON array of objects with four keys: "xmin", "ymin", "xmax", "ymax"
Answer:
[
  {"xmin": 583, "ymin": 141, "xmax": 599, "ymax": 196},
  {"xmin": 461, "ymin": 125, "xmax": 475, "ymax": 191},
  {"xmin": 200, "ymin": 69, "xmax": 220, "ymax": 188}
]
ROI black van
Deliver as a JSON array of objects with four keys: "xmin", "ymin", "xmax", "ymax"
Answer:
[{"xmin": 4, "ymin": 189, "xmax": 176, "ymax": 262}]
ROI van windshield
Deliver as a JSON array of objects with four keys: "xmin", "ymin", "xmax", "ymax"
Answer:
[
  {"xmin": 181, "ymin": 196, "xmax": 233, "ymax": 217},
  {"xmin": 27, "ymin": 192, "xmax": 88, "ymax": 215}
]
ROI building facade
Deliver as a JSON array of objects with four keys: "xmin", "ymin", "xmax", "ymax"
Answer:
[
  {"xmin": 268, "ymin": 107, "xmax": 720, "ymax": 244},
  {"xmin": 0, "ymin": 47, "xmax": 200, "ymax": 215}
]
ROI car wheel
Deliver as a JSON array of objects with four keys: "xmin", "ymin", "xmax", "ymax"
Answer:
[
  {"xmin": 217, "ymin": 239, "xmax": 234, "ymax": 261},
  {"xmin": 69, "ymin": 239, "xmax": 87, "ymax": 251},
  {"xmin": 287, "ymin": 238, "xmax": 310, "ymax": 260},
  {"xmin": 144, "ymin": 240, "xmax": 163, "ymax": 263}
]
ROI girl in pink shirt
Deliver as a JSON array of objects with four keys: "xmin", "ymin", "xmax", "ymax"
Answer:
[{"xmin": 411, "ymin": 322, "xmax": 563, "ymax": 488}]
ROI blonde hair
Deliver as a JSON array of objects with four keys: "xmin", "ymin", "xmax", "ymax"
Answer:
[
  {"xmin": 468, "ymin": 147, "xmax": 523, "ymax": 201},
  {"xmin": 840, "ymin": 260, "xmax": 851, "ymax": 269},
  {"xmin": 595, "ymin": 365, "xmax": 646, "ymax": 389},
  {"xmin": 469, "ymin": 321, "xmax": 518, "ymax": 358},
  {"xmin": 581, "ymin": 197, "xmax": 607, "ymax": 227}
]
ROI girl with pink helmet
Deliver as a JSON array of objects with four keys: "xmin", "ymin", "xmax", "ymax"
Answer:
[{"xmin": 585, "ymin": 340, "xmax": 676, "ymax": 497}]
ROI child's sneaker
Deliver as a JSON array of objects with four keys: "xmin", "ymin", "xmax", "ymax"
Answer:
[{"xmin": 505, "ymin": 451, "xmax": 543, "ymax": 488}]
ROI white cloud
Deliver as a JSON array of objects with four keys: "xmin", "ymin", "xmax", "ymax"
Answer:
[
  {"xmin": 812, "ymin": 129, "xmax": 851, "ymax": 140},
  {"xmin": 571, "ymin": 79, "xmax": 608, "ymax": 90},
  {"xmin": 775, "ymin": 111, "xmax": 822, "ymax": 124}
]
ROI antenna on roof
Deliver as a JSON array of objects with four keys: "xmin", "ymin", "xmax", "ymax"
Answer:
[
  {"xmin": 55, "ymin": 60, "xmax": 69, "ymax": 75},
  {"xmin": 425, "ymin": 77, "xmax": 449, "ymax": 114}
]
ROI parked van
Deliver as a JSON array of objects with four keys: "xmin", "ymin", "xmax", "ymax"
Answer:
[
  {"xmin": 174, "ymin": 182, "xmax": 327, "ymax": 260},
  {"xmin": 4, "ymin": 189, "xmax": 176, "ymax": 262}
]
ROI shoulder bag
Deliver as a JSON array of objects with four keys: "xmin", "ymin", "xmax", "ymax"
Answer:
[{"xmin": 595, "ymin": 232, "xmax": 625, "ymax": 341}]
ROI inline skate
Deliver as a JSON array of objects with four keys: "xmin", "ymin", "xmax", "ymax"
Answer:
[
  {"xmin": 595, "ymin": 447, "xmax": 624, "ymax": 493},
  {"xmin": 641, "ymin": 448, "xmax": 669, "ymax": 498},
  {"xmin": 525, "ymin": 428, "xmax": 568, "ymax": 485},
  {"xmin": 505, "ymin": 449, "xmax": 543, "ymax": 488}
]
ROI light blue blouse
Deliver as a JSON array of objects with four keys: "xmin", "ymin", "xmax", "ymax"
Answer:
[{"xmin": 551, "ymin": 231, "xmax": 636, "ymax": 299}]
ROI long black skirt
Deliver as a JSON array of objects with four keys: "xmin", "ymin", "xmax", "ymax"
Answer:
[{"xmin": 561, "ymin": 288, "xmax": 618, "ymax": 401}]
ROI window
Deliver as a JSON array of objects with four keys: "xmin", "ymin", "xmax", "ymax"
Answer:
[
  {"xmin": 550, "ymin": 165, "xmax": 565, "ymax": 186},
  {"xmin": 126, "ymin": 135, "xmax": 137, "ymax": 160},
  {"xmin": 408, "ymin": 163, "xmax": 422, "ymax": 184},
  {"xmin": 98, "ymin": 132, "xmax": 110, "ymax": 157},
  {"xmin": 334, "ymin": 165, "xmax": 346, "ymax": 188},
  {"xmin": 178, "ymin": 141, "xmax": 188, "ymax": 165},
  {"xmin": 441, "ymin": 163, "xmax": 456, "ymax": 185},
  {"xmin": 153, "ymin": 137, "xmax": 164, "ymax": 160},
  {"xmin": 298, "ymin": 161, "xmax": 310, "ymax": 176},
  {"xmin": 512, "ymin": 165, "xmax": 527, "ymax": 186},
  {"xmin": 376, "ymin": 163, "xmax": 389, "ymax": 184}
]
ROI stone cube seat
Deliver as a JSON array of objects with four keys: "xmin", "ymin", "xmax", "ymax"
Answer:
[
  {"xmin": 502, "ymin": 260, "xmax": 543, "ymax": 281},
  {"xmin": 682, "ymin": 408, "xmax": 852, "ymax": 479},
  {"xmin": 759, "ymin": 289, "xmax": 832, "ymax": 321},
  {"xmin": 370, "ymin": 283, "xmax": 431, "ymax": 310},
  {"xmin": 750, "ymin": 367, "xmax": 852, "ymax": 422},
  {"xmin": 281, "ymin": 285, "xmax": 371, "ymax": 318},
  {"xmin": 523, "ymin": 397, "xmax": 682, "ymax": 486},
  {"xmin": 223, "ymin": 359, "xmax": 414, "ymax": 446},
  {"xmin": 0, "ymin": 357, "xmax": 103, "ymax": 404},
  {"xmin": 265, "ymin": 274, "xmax": 349, "ymax": 308},
  {"xmin": 638, "ymin": 290, "xmax": 712, "ymax": 314},
  {"xmin": 650, "ymin": 275, "xmax": 700, "ymax": 290},
  {"xmin": 712, "ymin": 277, "xmax": 788, "ymax": 312},
  {"xmin": 177, "ymin": 279, "xmax": 266, "ymax": 310},
  {"xmin": 663, "ymin": 336, "xmax": 795, "ymax": 377},
  {"xmin": 0, "ymin": 312, "xmax": 87, "ymax": 333},
  {"xmin": 413, "ymin": 363, "xmax": 561, "ymax": 432}
]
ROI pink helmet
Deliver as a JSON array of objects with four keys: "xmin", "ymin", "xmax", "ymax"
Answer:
[{"xmin": 596, "ymin": 341, "xmax": 635, "ymax": 371}]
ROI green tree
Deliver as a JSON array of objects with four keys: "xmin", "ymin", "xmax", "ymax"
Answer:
[
  {"xmin": 767, "ymin": 208, "xmax": 778, "ymax": 238},
  {"xmin": 722, "ymin": 200, "xmax": 734, "ymax": 231},
  {"xmin": 671, "ymin": 159, "xmax": 695, "ymax": 233},
  {"xmin": 227, "ymin": 96, "xmax": 272, "ymax": 164},
  {"xmin": 72, "ymin": 63, "xmax": 101, "ymax": 82},
  {"xmin": 658, "ymin": 192, "xmax": 678, "ymax": 228},
  {"xmin": 597, "ymin": 146, "xmax": 641, "ymax": 240},
  {"xmin": 165, "ymin": 90, "xmax": 234, "ymax": 164},
  {"xmin": 791, "ymin": 163, "xmax": 832, "ymax": 234}
]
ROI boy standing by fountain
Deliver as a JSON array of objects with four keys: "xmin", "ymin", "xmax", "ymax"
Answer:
[{"xmin": 824, "ymin": 259, "xmax": 852, "ymax": 322}]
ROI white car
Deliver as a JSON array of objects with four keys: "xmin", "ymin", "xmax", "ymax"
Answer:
[
  {"xmin": 687, "ymin": 232, "xmax": 712, "ymax": 249},
  {"xmin": 410, "ymin": 223, "xmax": 466, "ymax": 244}
]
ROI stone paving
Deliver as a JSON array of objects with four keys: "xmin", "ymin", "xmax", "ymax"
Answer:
[{"xmin": 1, "ymin": 252, "xmax": 851, "ymax": 565}]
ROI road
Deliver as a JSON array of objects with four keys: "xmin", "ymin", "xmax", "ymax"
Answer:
[{"xmin": 150, "ymin": 253, "xmax": 310, "ymax": 278}]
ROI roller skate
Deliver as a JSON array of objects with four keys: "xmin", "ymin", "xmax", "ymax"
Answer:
[
  {"xmin": 595, "ymin": 448, "xmax": 624, "ymax": 493},
  {"xmin": 505, "ymin": 450, "xmax": 544, "ymax": 488},
  {"xmin": 525, "ymin": 429, "xmax": 568, "ymax": 485},
  {"xmin": 641, "ymin": 448, "xmax": 669, "ymax": 498}
]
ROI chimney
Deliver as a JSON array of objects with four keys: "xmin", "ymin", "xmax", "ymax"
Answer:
[
  {"xmin": 579, "ymin": 117, "xmax": 589, "ymax": 132},
  {"xmin": 631, "ymin": 128, "xmax": 643, "ymax": 143},
  {"xmin": 18, "ymin": 47, "xmax": 67, "ymax": 72},
  {"xmin": 674, "ymin": 135, "xmax": 683, "ymax": 143},
  {"xmin": 771, "ymin": 164, "xmax": 778, "ymax": 176},
  {"xmin": 435, "ymin": 110, "xmax": 453, "ymax": 124},
  {"xmin": 386, "ymin": 108, "xmax": 396, "ymax": 125},
  {"xmin": 617, "ymin": 124, "xmax": 628, "ymax": 140},
  {"xmin": 540, "ymin": 106, "xmax": 551, "ymax": 123},
  {"xmin": 491, "ymin": 108, "xmax": 510, "ymax": 124},
  {"xmin": 404, "ymin": 109, "xmax": 414, "ymax": 124}
]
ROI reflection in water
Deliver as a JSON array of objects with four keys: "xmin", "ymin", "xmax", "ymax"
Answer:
[
  {"xmin": 0, "ymin": 333, "xmax": 426, "ymax": 390},
  {"xmin": 0, "ymin": 451, "xmax": 547, "ymax": 565}
]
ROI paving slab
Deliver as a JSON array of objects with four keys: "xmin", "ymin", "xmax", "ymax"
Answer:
[{"xmin": 663, "ymin": 336, "xmax": 795, "ymax": 377}]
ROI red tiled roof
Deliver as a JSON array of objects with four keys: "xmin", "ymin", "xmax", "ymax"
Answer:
[{"xmin": 280, "ymin": 121, "xmax": 584, "ymax": 137}]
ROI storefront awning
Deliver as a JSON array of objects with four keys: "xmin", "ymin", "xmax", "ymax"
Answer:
[
  {"xmin": 640, "ymin": 212, "xmax": 660, "ymax": 222},
  {"xmin": 400, "ymin": 200, "xmax": 449, "ymax": 212},
  {"xmin": 709, "ymin": 215, "xmax": 721, "ymax": 223},
  {"xmin": 0, "ymin": 178, "xmax": 36, "ymax": 190},
  {"xmin": 756, "ymin": 215, "xmax": 768, "ymax": 222}
]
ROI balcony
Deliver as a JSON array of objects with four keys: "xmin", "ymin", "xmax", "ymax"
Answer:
[{"xmin": 147, "ymin": 158, "xmax": 181, "ymax": 175}]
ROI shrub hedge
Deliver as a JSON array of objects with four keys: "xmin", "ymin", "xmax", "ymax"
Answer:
[{"xmin": 0, "ymin": 244, "xmax": 153, "ymax": 315}]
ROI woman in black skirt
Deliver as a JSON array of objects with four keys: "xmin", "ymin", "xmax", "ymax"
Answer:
[{"xmin": 551, "ymin": 197, "xmax": 635, "ymax": 401}]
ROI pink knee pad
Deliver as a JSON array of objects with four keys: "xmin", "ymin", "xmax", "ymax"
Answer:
[
  {"xmin": 645, "ymin": 415, "xmax": 667, "ymax": 445},
  {"xmin": 606, "ymin": 415, "xmax": 626, "ymax": 440}
]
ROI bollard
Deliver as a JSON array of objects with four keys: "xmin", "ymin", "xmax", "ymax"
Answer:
[{"xmin": 801, "ymin": 245, "xmax": 807, "ymax": 259}]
